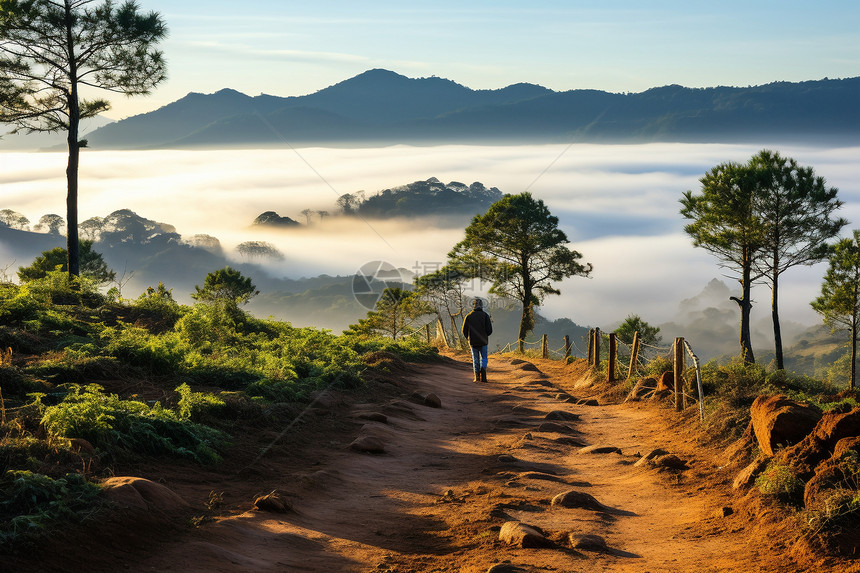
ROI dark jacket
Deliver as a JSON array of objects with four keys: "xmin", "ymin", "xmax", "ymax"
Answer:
[{"xmin": 462, "ymin": 308, "xmax": 493, "ymax": 348}]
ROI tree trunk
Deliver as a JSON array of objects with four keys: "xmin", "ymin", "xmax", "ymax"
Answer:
[
  {"xmin": 518, "ymin": 287, "xmax": 533, "ymax": 354},
  {"xmin": 771, "ymin": 268, "xmax": 784, "ymax": 370},
  {"xmin": 734, "ymin": 251, "xmax": 755, "ymax": 364},
  {"xmin": 851, "ymin": 283, "xmax": 858, "ymax": 391},
  {"xmin": 65, "ymin": 3, "xmax": 80, "ymax": 278},
  {"xmin": 851, "ymin": 319, "xmax": 857, "ymax": 391},
  {"xmin": 66, "ymin": 127, "xmax": 80, "ymax": 278},
  {"xmin": 517, "ymin": 256, "xmax": 534, "ymax": 353}
]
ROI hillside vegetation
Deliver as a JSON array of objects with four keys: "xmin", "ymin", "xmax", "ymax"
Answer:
[{"xmin": 0, "ymin": 269, "xmax": 436, "ymax": 550}]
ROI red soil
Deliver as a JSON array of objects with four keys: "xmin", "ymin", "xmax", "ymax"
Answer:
[{"xmin": 11, "ymin": 353, "xmax": 860, "ymax": 572}]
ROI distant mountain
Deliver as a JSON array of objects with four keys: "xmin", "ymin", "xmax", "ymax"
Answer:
[{"xmin": 82, "ymin": 70, "xmax": 860, "ymax": 149}]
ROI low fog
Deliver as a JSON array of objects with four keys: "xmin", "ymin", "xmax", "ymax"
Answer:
[{"xmin": 2, "ymin": 142, "xmax": 859, "ymax": 351}]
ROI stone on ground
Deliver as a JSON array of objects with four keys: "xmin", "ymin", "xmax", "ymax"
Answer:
[
  {"xmin": 553, "ymin": 436, "xmax": 586, "ymax": 447},
  {"xmin": 732, "ymin": 456, "xmax": 771, "ymax": 490},
  {"xmin": 253, "ymin": 491, "xmax": 292, "ymax": 513},
  {"xmin": 633, "ymin": 448, "xmax": 669, "ymax": 467},
  {"xmin": 499, "ymin": 521, "xmax": 554, "ymax": 548},
  {"xmin": 538, "ymin": 421, "xmax": 577, "ymax": 434},
  {"xmin": 715, "ymin": 506, "xmax": 734, "ymax": 517},
  {"xmin": 349, "ymin": 435, "xmax": 386, "ymax": 454},
  {"xmin": 569, "ymin": 533, "xmax": 608, "ymax": 552},
  {"xmin": 518, "ymin": 471, "xmax": 567, "ymax": 483},
  {"xmin": 551, "ymin": 490, "xmax": 609, "ymax": 511},
  {"xmin": 750, "ymin": 394, "xmax": 822, "ymax": 456},
  {"xmin": 776, "ymin": 406, "xmax": 860, "ymax": 480},
  {"xmin": 103, "ymin": 476, "xmax": 189, "ymax": 513},
  {"xmin": 654, "ymin": 454, "xmax": 688, "ymax": 470},
  {"xmin": 578, "ymin": 445, "xmax": 621, "ymax": 455},
  {"xmin": 356, "ymin": 412, "xmax": 388, "ymax": 423},
  {"xmin": 544, "ymin": 410, "xmax": 580, "ymax": 422},
  {"xmin": 486, "ymin": 564, "xmax": 529, "ymax": 573}
]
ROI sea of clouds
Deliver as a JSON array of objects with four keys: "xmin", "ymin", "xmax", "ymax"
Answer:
[{"xmin": 3, "ymin": 142, "xmax": 859, "ymax": 336}]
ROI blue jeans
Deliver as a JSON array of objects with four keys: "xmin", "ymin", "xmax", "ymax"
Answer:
[{"xmin": 471, "ymin": 345, "xmax": 488, "ymax": 372}]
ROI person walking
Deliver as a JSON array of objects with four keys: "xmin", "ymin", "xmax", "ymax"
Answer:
[{"xmin": 462, "ymin": 298, "xmax": 493, "ymax": 382}]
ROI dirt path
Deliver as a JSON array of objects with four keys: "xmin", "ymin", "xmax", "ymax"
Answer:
[{"xmin": 104, "ymin": 355, "xmax": 842, "ymax": 572}]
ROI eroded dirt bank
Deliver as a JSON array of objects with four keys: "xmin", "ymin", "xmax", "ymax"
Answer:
[{"xmin": 19, "ymin": 354, "xmax": 860, "ymax": 572}]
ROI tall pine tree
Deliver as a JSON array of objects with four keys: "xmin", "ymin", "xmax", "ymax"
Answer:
[{"xmin": 1, "ymin": 0, "xmax": 167, "ymax": 276}]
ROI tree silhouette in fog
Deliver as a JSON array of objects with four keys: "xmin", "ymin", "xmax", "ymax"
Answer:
[
  {"xmin": 237, "ymin": 241, "xmax": 284, "ymax": 261},
  {"xmin": 34, "ymin": 214, "xmax": 65, "ymax": 235}
]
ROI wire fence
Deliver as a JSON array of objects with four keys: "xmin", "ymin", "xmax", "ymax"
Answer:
[
  {"xmin": 420, "ymin": 323, "xmax": 704, "ymax": 417},
  {"xmin": 468, "ymin": 327, "xmax": 708, "ymax": 421}
]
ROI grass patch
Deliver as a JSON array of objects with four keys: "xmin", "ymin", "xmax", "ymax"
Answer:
[{"xmin": 756, "ymin": 460, "xmax": 805, "ymax": 504}]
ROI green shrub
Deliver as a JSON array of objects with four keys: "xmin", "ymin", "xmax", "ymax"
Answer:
[
  {"xmin": 0, "ymin": 470, "xmax": 101, "ymax": 547},
  {"xmin": 697, "ymin": 358, "xmax": 769, "ymax": 418},
  {"xmin": 0, "ymin": 284, "xmax": 40, "ymax": 326},
  {"xmin": 175, "ymin": 383, "xmax": 226, "ymax": 421},
  {"xmin": 245, "ymin": 378, "xmax": 302, "ymax": 403},
  {"xmin": 822, "ymin": 352, "xmax": 854, "ymax": 387},
  {"xmin": 24, "ymin": 352, "xmax": 120, "ymax": 386},
  {"xmin": 799, "ymin": 451, "xmax": 860, "ymax": 540},
  {"xmin": 822, "ymin": 397, "xmax": 859, "ymax": 412},
  {"xmin": 174, "ymin": 301, "xmax": 245, "ymax": 347},
  {"xmin": 133, "ymin": 283, "xmax": 180, "ymax": 313},
  {"xmin": 643, "ymin": 354, "xmax": 673, "ymax": 377},
  {"xmin": 0, "ymin": 364, "xmax": 49, "ymax": 398},
  {"xmin": 0, "ymin": 437, "xmax": 81, "ymax": 478},
  {"xmin": 41, "ymin": 384, "xmax": 226, "ymax": 463},
  {"xmin": 343, "ymin": 332, "xmax": 439, "ymax": 363},
  {"xmin": 98, "ymin": 325, "xmax": 189, "ymax": 375},
  {"xmin": 802, "ymin": 490, "xmax": 860, "ymax": 539},
  {"xmin": 19, "ymin": 270, "xmax": 105, "ymax": 308},
  {"xmin": 186, "ymin": 363, "xmax": 263, "ymax": 390},
  {"xmin": 756, "ymin": 461, "xmax": 805, "ymax": 503}
]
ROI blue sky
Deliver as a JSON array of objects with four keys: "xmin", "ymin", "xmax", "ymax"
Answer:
[{"xmin": 105, "ymin": 0, "xmax": 860, "ymax": 118}]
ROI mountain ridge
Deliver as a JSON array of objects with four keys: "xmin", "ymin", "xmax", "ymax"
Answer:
[{"xmin": 73, "ymin": 71, "xmax": 860, "ymax": 149}]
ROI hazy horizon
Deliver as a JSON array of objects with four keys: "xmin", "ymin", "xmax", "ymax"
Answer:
[{"xmin": 2, "ymin": 142, "xmax": 859, "ymax": 336}]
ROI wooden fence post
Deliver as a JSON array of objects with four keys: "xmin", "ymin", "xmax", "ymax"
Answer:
[
  {"xmin": 594, "ymin": 328, "xmax": 601, "ymax": 369},
  {"xmin": 541, "ymin": 334, "xmax": 548, "ymax": 358},
  {"xmin": 587, "ymin": 330, "xmax": 594, "ymax": 366},
  {"xmin": 608, "ymin": 333, "xmax": 617, "ymax": 382},
  {"xmin": 627, "ymin": 331, "xmax": 641, "ymax": 379},
  {"xmin": 564, "ymin": 335, "xmax": 571, "ymax": 361},
  {"xmin": 674, "ymin": 337, "xmax": 685, "ymax": 412}
]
